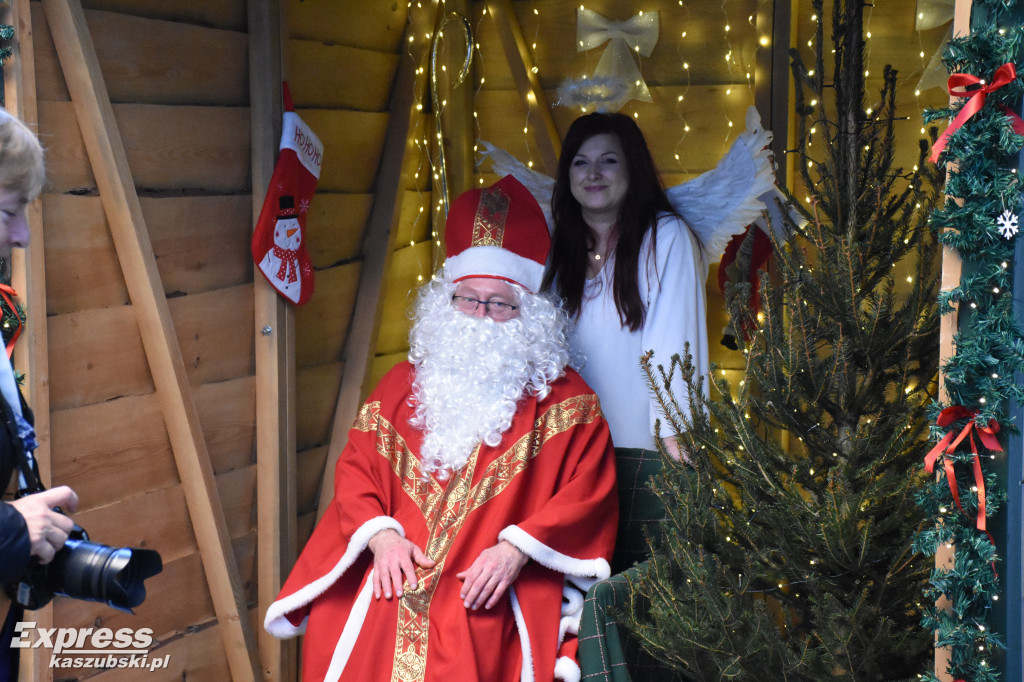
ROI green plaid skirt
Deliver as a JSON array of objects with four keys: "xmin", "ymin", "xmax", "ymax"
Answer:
[{"xmin": 577, "ymin": 448, "xmax": 684, "ymax": 682}]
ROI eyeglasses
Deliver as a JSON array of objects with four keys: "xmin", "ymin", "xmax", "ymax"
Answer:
[{"xmin": 452, "ymin": 295, "xmax": 518, "ymax": 319}]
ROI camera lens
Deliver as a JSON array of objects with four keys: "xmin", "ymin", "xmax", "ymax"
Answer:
[
  {"xmin": 5, "ymin": 523, "xmax": 162, "ymax": 612},
  {"xmin": 46, "ymin": 539, "xmax": 163, "ymax": 613}
]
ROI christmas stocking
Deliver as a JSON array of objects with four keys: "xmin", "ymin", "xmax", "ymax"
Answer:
[
  {"xmin": 252, "ymin": 82, "xmax": 323, "ymax": 305},
  {"xmin": 717, "ymin": 186, "xmax": 805, "ymax": 349}
]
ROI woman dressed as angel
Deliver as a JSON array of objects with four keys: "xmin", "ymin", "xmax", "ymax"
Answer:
[
  {"xmin": 547, "ymin": 113, "xmax": 707, "ymax": 681},
  {"xmin": 486, "ymin": 108, "xmax": 777, "ymax": 680}
]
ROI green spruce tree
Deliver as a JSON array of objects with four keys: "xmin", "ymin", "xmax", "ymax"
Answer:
[{"xmin": 619, "ymin": 0, "xmax": 943, "ymax": 679}]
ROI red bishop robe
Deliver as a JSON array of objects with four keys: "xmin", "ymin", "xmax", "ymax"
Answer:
[{"xmin": 265, "ymin": 361, "xmax": 618, "ymax": 682}]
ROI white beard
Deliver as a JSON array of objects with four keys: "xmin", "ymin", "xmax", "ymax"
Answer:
[{"xmin": 408, "ymin": 277, "xmax": 572, "ymax": 479}]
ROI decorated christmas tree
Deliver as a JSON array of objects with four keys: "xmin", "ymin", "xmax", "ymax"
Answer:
[{"xmin": 618, "ymin": 0, "xmax": 943, "ymax": 679}]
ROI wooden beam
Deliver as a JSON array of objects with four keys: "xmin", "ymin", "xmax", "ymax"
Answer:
[
  {"xmin": 249, "ymin": 1, "xmax": 297, "ymax": 681},
  {"xmin": 41, "ymin": 1, "xmax": 260, "ymax": 679},
  {"xmin": 316, "ymin": 30, "xmax": 419, "ymax": 521},
  {"xmin": 4, "ymin": 2, "xmax": 55, "ymax": 678},
  {"xmin": 484, "ymin": 0, "xmax": 560, "ymax": 176},
  {"xmin": 934, "ymin": 3, "xmax": 971, "ymax": 681},
  {"xmin": 754, "ymin": 0, "xmax": 792, "ymax": 183}
]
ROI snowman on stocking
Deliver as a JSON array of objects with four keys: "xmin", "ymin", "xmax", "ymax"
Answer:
[
  {"xmin": 252, "ymin": 82, "xmax": 321, "ymax": 305},
  {"xmin": 258, "ymin": 195, "xmax": 306, "ymax": 303}
]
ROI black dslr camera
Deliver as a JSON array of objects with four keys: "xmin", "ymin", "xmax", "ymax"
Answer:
[{"xmin": 6, "ymin": 515, "xmax": 162, "ymax": 613}]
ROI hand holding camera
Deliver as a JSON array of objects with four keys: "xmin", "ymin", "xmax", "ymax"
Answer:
[
  {"xmin": 1, "ymin": 412, "xmax": 161, "ymax": 614},
  {"xmin": 10, "ymin": 486, "xmax": 78, "ymax": 564}
]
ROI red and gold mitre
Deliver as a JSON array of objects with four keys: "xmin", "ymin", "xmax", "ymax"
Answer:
[{"xmin": 443, "ymin": 175, "xmax": 550, "ymax": 292}]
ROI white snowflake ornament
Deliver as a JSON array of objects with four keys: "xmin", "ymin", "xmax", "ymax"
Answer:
[{"xmin": 997, "ymin": 209, "xmax": 1019, "ymax": 239}]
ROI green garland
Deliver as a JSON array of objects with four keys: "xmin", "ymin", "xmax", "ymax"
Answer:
[
  {"xmin": 913, "ymin": 2, "xmax": 1024, "ymax": 680},
  {"xmin": 0, "ymin": 0, "xmax": 12, "ymax": 65}
]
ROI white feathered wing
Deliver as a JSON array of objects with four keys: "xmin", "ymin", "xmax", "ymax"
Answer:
[
  {"xmin": 476, "ymin": 141, "xmax": 556, "ymax": 229},
  {"xmin": 666, "ymin": 106, "xmax": 777, "ymax": 264}
]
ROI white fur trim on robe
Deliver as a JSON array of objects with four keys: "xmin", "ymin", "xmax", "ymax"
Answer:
[
  {"xmin": 324, "ymin": 577, "xmax": 375, "ymax": 682},
  {"xmin": 511, "ymin": 584, "xmax": 584, "ymax": 682},
  {"xmin": 510, "ymin": 587, "xmax": 536, "ymax": 682},
  {"xmin": 560, "ymin": 581, "xmax": 587, "ymax": 640},
  {"xmin": 263, "ymin": 515, "xmax": 404, "ymax": 638},
  {"xmin": 500, "ymin": 523, "xmax": 611, "ymax": 676},
  {"xmin": 499, "ymin": 525, "xmax": 611, "ymax": 580},
  {"xmin": 554, "ymin": 656, "xmax": 582, "ymax": 682}
]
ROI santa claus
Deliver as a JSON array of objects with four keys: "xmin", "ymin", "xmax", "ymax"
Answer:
[{"xmin": 265, "ymin": 175, "xmax": 618, "ymax": 682}]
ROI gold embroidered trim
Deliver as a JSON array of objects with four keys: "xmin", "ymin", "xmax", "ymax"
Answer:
[
  {"xmin": 354, "ymin": 393, "xmax": 602, "ymax": 681},
  {"xmin": 471, "ymin": 185, "xmax": 510, "ymax": 247},
  {"xmin": 352, "ymin": 400, "xmax": 380, "ymax": 432}
]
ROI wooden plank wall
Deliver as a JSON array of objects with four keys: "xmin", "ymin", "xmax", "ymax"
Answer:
[
  {"xmin": 31, "ymin": 0, "xmax": 256, "ymax": 678},
  {"xmin": 282, "ymin": 0, "xmax": 424, "ymax": 546}
]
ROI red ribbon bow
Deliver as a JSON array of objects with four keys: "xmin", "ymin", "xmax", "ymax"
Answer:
[
  {"xmin": 929, "ymin": 63, "xmax": 1024, "ymax": 164},
  {"xmin": 0, "ymin": 284, "xmax": 22, "ymax": 359},
  {"xmin": 924, "ymin": 406, "xmax": 1002, "ymax": 533}
]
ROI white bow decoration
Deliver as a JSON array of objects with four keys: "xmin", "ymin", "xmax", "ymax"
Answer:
[
  {"xmin": 575, "ymin": 8, "xmax": 658, "ymax": 111},
  {"xmin": 914, "ymin": 0, "xmax": 956, "ymax": 93},
  {"xmin": 915, "ymin": 0, "xmax": 955, "ymax": 31}
]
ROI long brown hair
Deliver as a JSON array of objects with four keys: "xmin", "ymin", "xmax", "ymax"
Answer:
[{"xmin": 542, "ymin": 113, "xmax": 677, "ymax": 331}]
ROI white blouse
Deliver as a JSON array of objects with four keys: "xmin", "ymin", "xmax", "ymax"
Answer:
[{"xmin": 571, "ymin": 214, "xmax": 710, "ymax": 450}]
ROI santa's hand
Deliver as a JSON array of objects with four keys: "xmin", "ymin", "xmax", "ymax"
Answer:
[
  {"xmin": 10, "ymin": 486, "xmax": 79, "ymax": 565},
  {"xmin": 457, "ymin": 540, "xmax": 528, "ymax": 610},
  {"xmin": 367, "ymin": 529, "xmax": 435, "ymax": 600}
]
